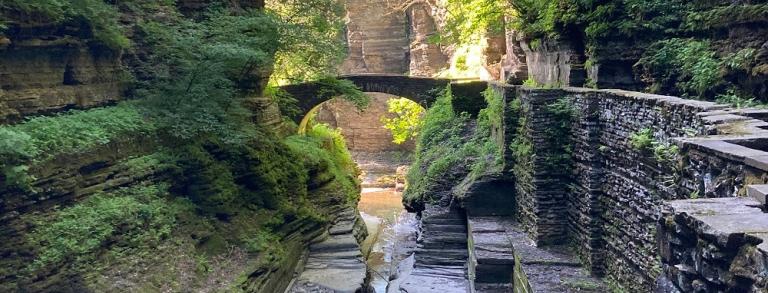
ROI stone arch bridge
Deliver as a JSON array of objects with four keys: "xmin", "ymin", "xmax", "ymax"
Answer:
[{"xmin": 279, "ymin": 74, "xmax": 489, "ymax": 123}]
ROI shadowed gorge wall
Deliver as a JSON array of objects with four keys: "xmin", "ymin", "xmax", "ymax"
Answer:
[
  {"xmin": 0, "ymin": 20, "xmax": 123, "ymax": 123},
  {"xmin": 340, "ymin": 0, "xmax": 409, "ymax": 74}
]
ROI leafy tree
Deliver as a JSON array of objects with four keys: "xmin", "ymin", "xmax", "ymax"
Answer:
[
  {"xmin": 438, "ymin": 0, "xmax": 511, "ymax": 45},
  {"xmin": 136, "ymin": 9, "xmax": 280, "ymax": 143},
  {"xmin": 266, "ymin": 0, "xmax": 347, "ymax": 84},
  {"xmin": 382, "ymin": 98, "xmax": 425, "ymax": 144}
]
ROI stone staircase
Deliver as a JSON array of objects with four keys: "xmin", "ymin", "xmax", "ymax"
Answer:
[
  {"xmin": 469, "ymin": 217, "xmax": 606, "ymax": 293},
  {"xmin": 396, "ymin": 204, "xmax": 471, "ymax": 293}
]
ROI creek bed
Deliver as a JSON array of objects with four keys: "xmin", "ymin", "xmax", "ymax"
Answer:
[{"xmin": 358, "ymin": 188, "xmax": 418, "ymax": 293}]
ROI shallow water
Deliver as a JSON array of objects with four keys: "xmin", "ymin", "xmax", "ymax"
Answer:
[{"xmin": 358, "ymin": 187, "xmax": 418, "ymax": 293}]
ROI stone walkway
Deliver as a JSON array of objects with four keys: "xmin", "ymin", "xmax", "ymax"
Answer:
[
  {"xmin": 470, "ymin": 217, "xmax": 606, "ymax": 293},
  {"xmin": 394, "ymin": 205, "xmax": 471, "ymax": 293},
  {"xmin": 288, "ymin": 208, "xmax": 368, "ymax": 293}
]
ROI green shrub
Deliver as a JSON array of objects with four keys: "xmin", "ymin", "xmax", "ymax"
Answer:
[
  {"xmin": 715, "ymin": 90, "xmax": 767, "ymax": 109},
  {"xmin": 172, "ymin": 129, "xmax": 310, "ymax": 215},
  {"xmin": 438, "ymin": 0, "xmax": 510, "ymax": 45},
  {"xmin": 629, "ymin": 128, "xmax": 680, "ymax": 163},
  {"xmin": 136, "ymin": 9, "xmax": 280, "ymax": 143},
  {"xmin": 286, "ymin": 123, "xmax": 359, "ymax": 203},
  {"xmin": 685, "ymin": 4, "xmax": 768, "ymax": 30},
  {"xmin": 405, "ymin": 86, "xmax": 501, "ymax": 205},
  {"xmin": 0, "ymin": 104, "xmax": 154, "ymax": 190},
  {"xmin": 26, "ymin": 184, "xmax": 184, "ymax": 272},
  {"xmin": 629, "ymin": 128, "xmax": 654, "ymax": 151},
  {"xmin": 653, "ymin": 143, "xmax": 680, "ymax": 163},
  {"xmin": 382, "ymin": 98, "xmax": 425, "ymax": 144},
  {"xmin": 636, "ymin": 38, "xmax": 721, "ymax": 97}
]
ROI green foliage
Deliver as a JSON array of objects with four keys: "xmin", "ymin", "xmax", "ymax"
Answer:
[
  {"xmin": 723, "ymin": 48, "xmax": 757, "ymax": 71},
  {"xmin": 0, "ymin": 0, "xmax": 128, "ymax": 49},
  {"xmin": 478, "ymin": 88, "xmax": 504, "ymax": 132},
  {"xmin": 173, "ymin": 130, "xmax": 308, "ymax": 215},
  {"xmin": 510, "ymin": 96, "xmax": 574, "ymax": 178},
  {"xmin": 522, "ymin": 77, "xmax": 541, "ymax": 88},
  {"xmin": 685, "ymin": 4, "xmax": 768, "ymax": 31},
  {"xmin": 508, "ymin": 100, "xmax": 532, "ymax": 164},
  {"xmin": 267, "ymin": 0, "xmax": 347, "ymax": 83},
  {"xmin": 508, "ymin": 0, "xmax": 564, "ymax": 41},
  {"xmin": 286, "ymin": 123, "xmax": 360, "ymax": 203},
  {"xmin": 439, "ymin": 0, "xmax": 510, "ymax": 45},
  {"xmin": 265, "ymin": 86, "xmax": 302, "ymax": 119},
  {"xmin": 690, "ymin": 190, "xmax": 700, "ymax": 199},
  {"xmin": 653, "ymin": 142, "xmax": 679, "ymax": 163},
  {"xmin": 636, "ymin": 38, "xmax": 721, "ymax": 98},
  {"xmin": 507, "ymin": 0, "xmax": 688, "ymax": 55},
  {"xmin": 715, "ymin": 89, "xmax": 767, "ymax": 109},
  {"xmin": 629, "ymin": 128, "xmax": 680, "ymax": 163},
  {"xmin": 136, "ymin": 10, "xmax": 280, "ymax": 143},
  {"xmin": 541, "ymin": 98, "xmax": 576, "ymax": 172},
  {"xmin": 26, "ymin": 184, "xmax": 184, "ymax": 272},
  {"xmin": 243, "ymin": 230, "xmax": 282, "ymax": 254},
  {"xmin": 629, "ymin": 128, "xmax": 654, "ymax": 151},
  {"xmin": 382, "ymin": 98, "xmax": 425, "ymax": 144},
  {"xmin": 0, "ymin": 104, "xmax": 154, "ymax": 190},
  {"xmin": 315, "ymin": 77, "xmax": 370, "ymax": 109},
  {"xmin": 404, "ymin": 86, "xmax": 501, "ymax": 204}
]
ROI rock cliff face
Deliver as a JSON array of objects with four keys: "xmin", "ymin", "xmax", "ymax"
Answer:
[
  {"xmin": 0, "ymin": 19, "xmax": 123, "ymax": 123},
  {"xmin": 340, "ymin": 0, "xmax": 448, "ymax": 76},
  {"xmin": 0, "ymin": 2, "xmax": 365, "ymax": 292},
  {"xmin": 407, "ymin": 3, "xmax": 448, "ymax": 77},
  {"xmin": 340, "ymin": 0, "xmax": 410, "ymax": 74}
]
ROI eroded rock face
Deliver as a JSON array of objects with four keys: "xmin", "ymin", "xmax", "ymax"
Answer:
[
  {"xmin": 0, "ymin": 20, "xmax": 123, "ymax": 123},
  {"xmin": 407, "ymin": 3, "xmax": 448, "ymax": 77},
  {"xmin": 340, "ymin": 0, "xmax": 410, "ymax": 74},
  {"xmin": 520, "ymin": 39, "xmax": 586, "ymax": 87},
  {"xmin": 500, "ymin": 30, "xmax": 528, "ymax": 84}
]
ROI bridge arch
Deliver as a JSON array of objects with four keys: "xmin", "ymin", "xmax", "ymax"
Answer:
[{"xmin": 279, "ymin": 74, "xmax": 489, "ymax": 123}]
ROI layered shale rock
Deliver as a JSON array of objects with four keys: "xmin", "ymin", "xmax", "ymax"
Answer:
[
  {"xmin": 0, "ymin": 19, "xmax": 122, "ymax": 123},
  {"xmin": 340, "ymin": 0, "xmax": 409, "ymax": 74},
  {"xmin": 289, "ymin": 207, "xmax": 369, "ymax": 293}
]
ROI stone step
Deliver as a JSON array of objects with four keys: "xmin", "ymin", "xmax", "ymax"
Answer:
[
  {"xmin": 422, "ymin": 219, "xmax": 466, "ymax": 227},
  {"xmin": 424, "ymin": 223, "xmax": 467, "ymax": 233},
  {"xmin": 328, "ymin": 221, "xmax": 355, "ymax": 235},
  {"xmin": 415, "ymin": 258, "xmax": 468, "ymax": 266},
  {"xmin": 309, "ymin": 235, "xmax": 359, "ymax": 252}
]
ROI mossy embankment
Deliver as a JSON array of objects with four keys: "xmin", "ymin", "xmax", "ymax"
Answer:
[
  {"xmin": 0, "ymin": 103, "xmax": 362, "ymax": 291},
  {"xmin": 403, "ymin": 86, "xmax": 504, "ymax": 211},
  {"xmin": 0, "ymin": 1, "xmax": 365, "ymax": 291}
]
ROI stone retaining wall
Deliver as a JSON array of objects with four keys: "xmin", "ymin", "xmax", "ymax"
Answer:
[
  {"xmin": 658, "ymin": 197, "xmax": 768, "ymax": 292},
  {"xmin": 494, "ymin": 83, "xmax": 768, "ymax": 292}
]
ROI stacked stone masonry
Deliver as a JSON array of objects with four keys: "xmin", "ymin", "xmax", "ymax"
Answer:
[{"xmin": 488, "ymin": 83, "xmax": 768, "ymax": 292}]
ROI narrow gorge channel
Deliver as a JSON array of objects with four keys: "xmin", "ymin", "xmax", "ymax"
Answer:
[
  {"xmin": 356, "ymin": 152, "xmax": 417, "ymax": 293},
  {"xmin": 2, "ymin": 1, "xmax": 768, "ymax": 292}
]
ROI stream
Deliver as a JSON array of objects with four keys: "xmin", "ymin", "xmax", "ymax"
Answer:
[
  {"xmin": 359, "ymin": 187, "xmax": 418, "ymax": 292},
  {"xmin": 354, "ymin": 153, "xmax": 418, "ymax": 293}
]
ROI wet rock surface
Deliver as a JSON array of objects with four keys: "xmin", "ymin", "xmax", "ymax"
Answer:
[
  {"xmin": 289, "ymin": 208, "xmax": 369, "ymax": 293},
  {"xmin": 393, "ymin": 204, "xmax": 471, "ymax": 293}
]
